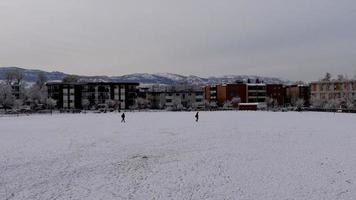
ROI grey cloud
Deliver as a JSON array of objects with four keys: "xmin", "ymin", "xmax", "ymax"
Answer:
[{"xmin": 0, "ymin": 0, "xmax": 355, "ymax": 81}]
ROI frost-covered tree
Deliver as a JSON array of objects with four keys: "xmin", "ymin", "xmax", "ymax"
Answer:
[
  {"xmin": 324, "ymin": 99, "xmax": 341, "ymax": 110},
  {"xmin": 265, "ymin": 97, "xmax": 275, "ymax": 109},
  {"xmin": 295, "ymin": 98, "xmax": 305, "ymax": 108},
  {"xmin": 231, "ymin": 97, "xmax": 241, "ymax": 107},
  {"xmin": 82, "ymin": 99, "xmax": 90, "ymax": 110},
  {"xmin": 223, "ymin": 100, "xmax": 232, "ymax": 109},
  {"xmin": 310, "ymin": 96, "xmax": 324, "ymax": 108},
  {"xmin": 345, "ymin": 99, "xmax": 354, "ymax": 110},
  {"xmin": 171, "ymin": 98, "xmax": 184, "ymax": 110},
  {"xmin": 340, "ymin": 95, "xmax": 355, "ymax": 110},
  {"xmin": 209, "ymin": 101, "xmax": 217, "ymax": 108},
  {"xmin": 27, "ymin": 85, "xmax": 48, "ymax": 107},
  {"xmin": 0, "ymin": 84, "xmax": 14, "ymax": 109},
  {"xmin": 13, "ymin": 99, "xmax": 24, "ymax": 110},
  {"xmin": 135, "ymin": 97, "xmax": 149, "ymax": 109},
  {"xmin": 46, "ymin": 98, "xmax": 57, "ymax": 114}
]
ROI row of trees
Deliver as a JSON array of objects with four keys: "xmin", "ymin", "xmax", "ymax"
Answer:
[
  {"xmin": 322, "ymin": 72, "xmax": 356, "ymax": 82},
  {"xmin": 311, "ymin": 95, "xmax": 355, "ymax": 110},
  {"xmin": 0, "ymin": 70, "xmax": 56, "ymax": 111}
]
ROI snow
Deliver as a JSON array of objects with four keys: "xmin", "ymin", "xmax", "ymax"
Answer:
[
  {"xmin": 1, "ymin": 111, "xmax": 356, "ymax": 200},
  {"xmin": 156, "ymin": 73, "xmax": 185, "ymax": 81}
]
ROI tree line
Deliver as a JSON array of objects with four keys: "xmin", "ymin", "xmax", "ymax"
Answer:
[{"xmin": 0, "ymin": 70, "xmax": 55, "ymax": 111}]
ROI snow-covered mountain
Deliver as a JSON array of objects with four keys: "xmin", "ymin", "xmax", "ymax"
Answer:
[{"xmin": 0, "ymin": 67, "xmax": 292, "ymax": 85}]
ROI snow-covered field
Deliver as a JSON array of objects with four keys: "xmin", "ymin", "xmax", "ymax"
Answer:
[{"xmin": 1, "ymin": 111, "xmax": 356, "ymax": 200}]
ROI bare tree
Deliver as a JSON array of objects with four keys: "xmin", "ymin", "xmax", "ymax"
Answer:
[
  {"xmin": 13, "ymin": 70, "xmax": 24, "ymax": 85},
  {"xmin": 4, "ymin": 71, "xmax": 15, "ymax": 85},
  {"xmin": 322, "ymin": 72, "xmax": 332, "ymax": 81},
  {"xmin": 36, "ymin": 72, "xmax": 48, "ymax": 89},
  {"xmin": 337, "ymin": 74, "xmax": 345, "ymax": 81}
]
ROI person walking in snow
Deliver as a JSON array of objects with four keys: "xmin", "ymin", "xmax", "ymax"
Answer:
[
  {"xmin": 195, "ymin": 112, "xmax": 199, "ymax": 122},
  {"xmin": 121, "ymin": 112, "xmax": 126, "ymax": 123}
]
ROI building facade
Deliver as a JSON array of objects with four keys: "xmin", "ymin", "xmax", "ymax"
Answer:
[
  {"xmin": 204, "ymin": 85, "xmax": 218, "ymax": 104},
  {"xmin": 46, "ymin": 82, "xmax": 139, "ymax": 109},
  {"xmin": 266, "ymin": 84, "xmax": 285, "ymax": 105},
  {"xmin": 204, "ymin": 83, "xmax": 268, "ymax": 107},
  {"xmin": 310, "ymin": 80, "xmax": 356, "ymax": 103},
  {"xmin": 139, "ymin": 84, "xmax": 205, "ymax": 110},
  {"xmin": 246, "ymin": 84, "xmax": 267, "ymax": 103},
  {"xmin": 285, "ymin": 85, "xmax": 310, "ymax": 106}
]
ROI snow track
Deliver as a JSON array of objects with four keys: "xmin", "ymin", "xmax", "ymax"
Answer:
[{"xmin": 1, "ymin": 111, "xmax": 356, "ymax": 199}]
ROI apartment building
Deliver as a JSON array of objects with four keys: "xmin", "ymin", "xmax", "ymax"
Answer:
[
  {"xmin": 285, "ymin": 85, "xmax": 310, "ymax": 106},
  {"xmin": 310, "ymin": 80, "xmax": 356, "ymax": 101},
  {"xmin": 266, "ymin": 84, "xmax": 285, "ymax": 105},
  {"xmin": 139, "ymin": 84, "xmax": 205, "ymax": 110},
  {"xmin": 204, "ymin": 85, "xmax": 218, "ymax": 104},
  {"xmin": 204, "ymin": 83, "xmax": 268, "ymax": 107},
  {"xmin": 46, "ymin": 82, "xmax": 139, "ymax": 109},
  {"xmin": 246, "ymin": 84, "xmax": 267, "ymax": 103}
]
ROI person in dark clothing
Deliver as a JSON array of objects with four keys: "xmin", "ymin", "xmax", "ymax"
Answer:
[
  {"xmin": 195, "ymin": 112, "xmax": 199, "ymax": 122},
  {"xmin": 121, "ymin": 112, "xmax": 126, "ymax": 123}
]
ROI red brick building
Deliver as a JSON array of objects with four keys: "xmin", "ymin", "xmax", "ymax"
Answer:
[
  {"xmin": 217, "ymin": 85, "xmax": 227, "ymax": 106},
  {"xmin": 204, "ymin": 84, "xmax": 247, "ymax": 107},
  {"xmin": 266, "ymin": 84, "xmax": 285, "ymax": 105},
  {"xmin": 226, "ymin": 84, "xmax": 247, "ymax": 103}
]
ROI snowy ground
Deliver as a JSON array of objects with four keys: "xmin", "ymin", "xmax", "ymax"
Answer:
[{"xmin": 1, "ymin": 111, "xmax": 356, "ymax": 200}]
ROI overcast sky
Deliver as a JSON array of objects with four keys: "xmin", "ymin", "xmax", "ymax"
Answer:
[{"xmin": 0, "ymin": 0, "xmax": 355, "ymax": 81}]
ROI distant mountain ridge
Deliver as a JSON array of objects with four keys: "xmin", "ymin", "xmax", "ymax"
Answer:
[{"xmin": 0, "ymin": 67, "xmax": 292, "ymax": 85}]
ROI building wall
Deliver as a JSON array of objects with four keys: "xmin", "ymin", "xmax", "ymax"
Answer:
[
  {"xmin": 226, "ymin": 84, "xmax": 247, "ymax": 103},
  {"xmin": 266, "ymin": 84, "xmax": 285, "ymax": 105},
  {"xmin": 216, "ymin": 85, "xmax": 227, "ymax": 106},
  {"xmin": 204, "ymin": 86, "xmax": 211, "ymax": 102},
  {"xmin": 311, "ymin": 81, "xmax": 356, "ymax": 102},
  {"xmin": 47, "ymin": 82, "xmax": 139, "ymax": 109},
  {"xmin": 285, "ymin": 85, "xmax": 310, "ymax": 106},
  {"xmin": 204, "ymin": 85, "xmax": 217, "ymax": 104},
  {"xmin": 247, "ymin": 84, "xmax": 266, "ymax": 103},
  {"xmin": 164, "ymin": 90, "xmax": 205, "ymax": 109}
]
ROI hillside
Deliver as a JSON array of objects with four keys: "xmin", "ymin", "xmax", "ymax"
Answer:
[{"xmin": 0, "ymin": 67, "xmax": 292, "ymax": 85}]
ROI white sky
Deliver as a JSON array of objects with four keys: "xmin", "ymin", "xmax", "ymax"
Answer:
[{"xmin": 0, "ymin": 0, "xmax": 355, "ymax": 80}]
